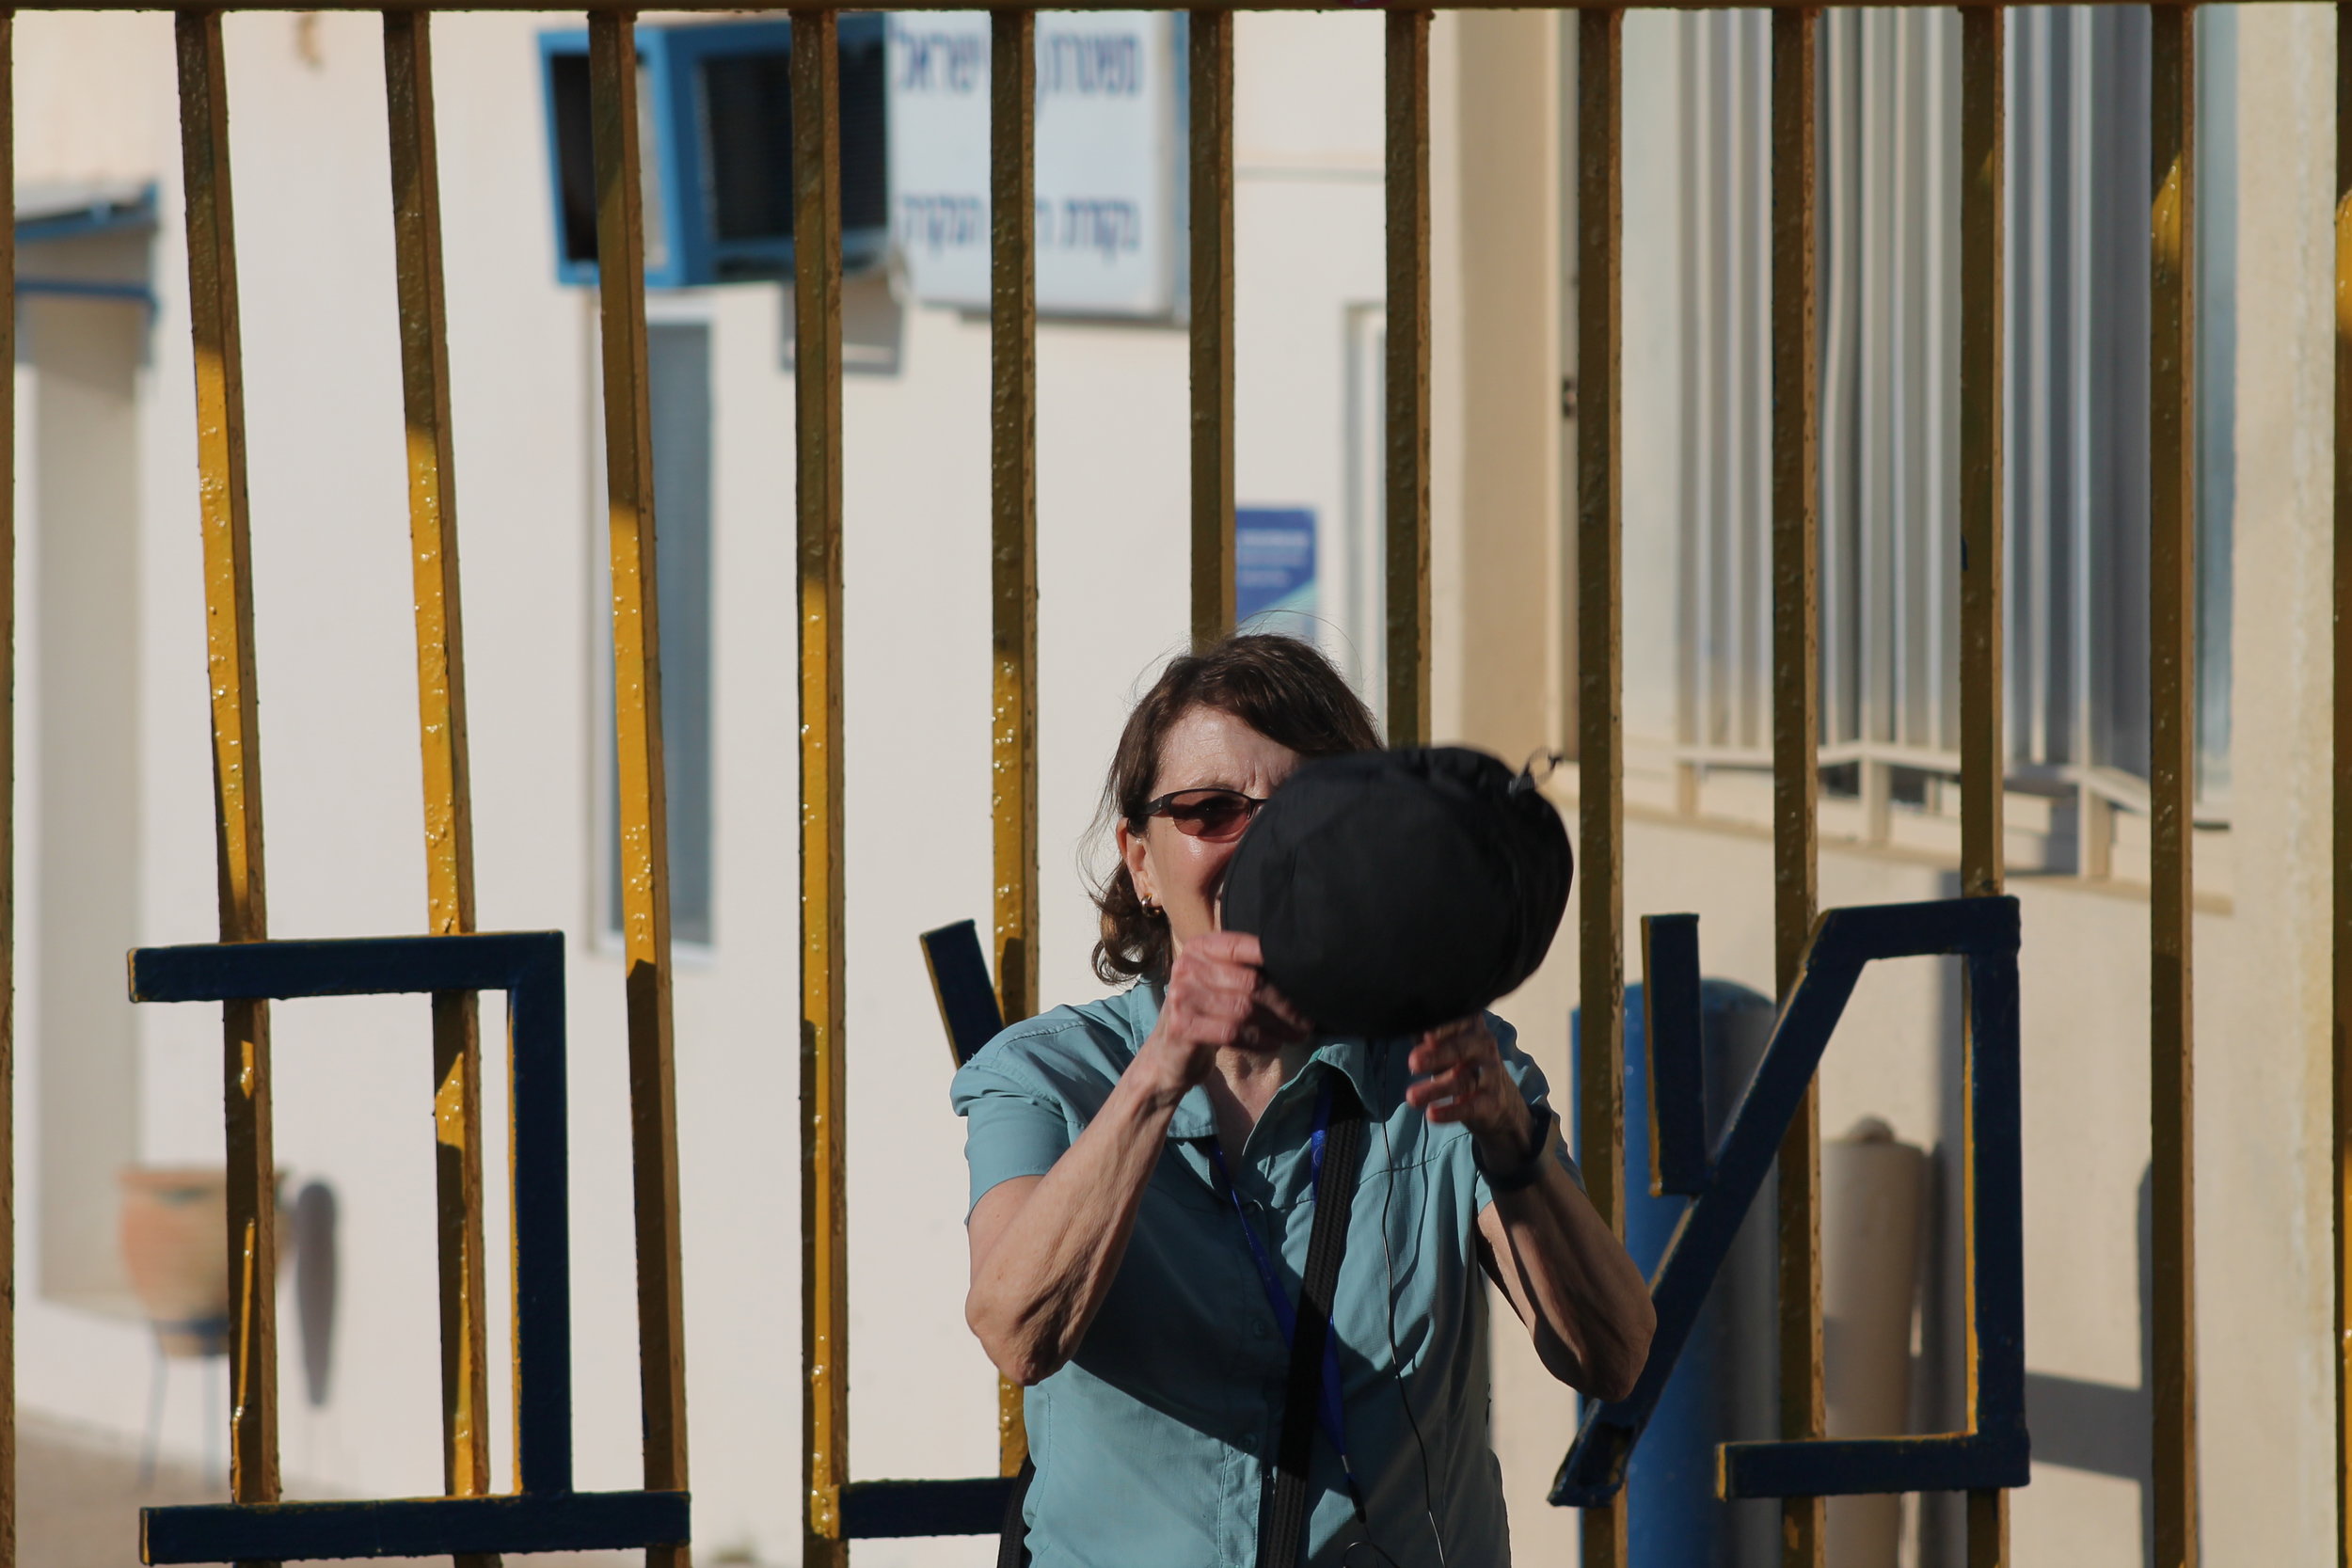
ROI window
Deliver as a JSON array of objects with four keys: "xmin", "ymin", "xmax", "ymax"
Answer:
[
  {"xmin": 602, "ymin": 321, "xmax": 714, "ymax": 949},
  {"xmin": 541, "ymin": 18, "xmax": 891, "ymax": 289},
  {"xmin": 1653, "ymin": 8, "xmax": 2235, "ymax": 824},
  {"xmin": 2001, "ymin": 7, "xmax": 2237, "ymax": 803}
]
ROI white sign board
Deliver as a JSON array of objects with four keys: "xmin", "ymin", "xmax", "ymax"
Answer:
[{"xmin": 887, "ymin": 12, "xmax": 1180, "ymax": 318}]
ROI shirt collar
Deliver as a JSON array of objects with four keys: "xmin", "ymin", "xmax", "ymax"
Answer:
[{"xmin": 1120, "ymin": 982, "xmax": 1388, "ymax": 1141}]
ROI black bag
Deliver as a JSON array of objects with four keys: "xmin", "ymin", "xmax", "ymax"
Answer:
[{"xmin": 1221, "ymin": 746, "xmax": 1572, "ymax": 1039}]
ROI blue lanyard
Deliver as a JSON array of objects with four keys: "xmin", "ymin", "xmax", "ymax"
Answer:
[{"xmin": 1206, "ymin": 1078, "xmax": 1358, "ymax": 1503}]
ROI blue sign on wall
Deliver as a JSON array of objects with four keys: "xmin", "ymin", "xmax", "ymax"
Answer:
[{"xmin": 1237, "ymin": 507, "xmax": 1316, "ymax": 625}]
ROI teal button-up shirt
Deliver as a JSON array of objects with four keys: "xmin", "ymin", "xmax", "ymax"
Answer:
[{"xmin": 952, "ymin": 981, "xmax": 1570, "ymax": 1568}]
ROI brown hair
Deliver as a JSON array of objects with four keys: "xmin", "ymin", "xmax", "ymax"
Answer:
[{"xmin": 1091, "ymin": 634, "xmax": 1382, "ymax": 984}]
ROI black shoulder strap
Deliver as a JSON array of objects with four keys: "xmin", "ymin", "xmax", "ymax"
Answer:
[
  {"xmin": 1256, "ymin": 1083, "xmax": 1369, "ymax": 1568},
  {"xmin": 996, "ymin": 1454, "xmax": 1036, "ymax": 1568}
]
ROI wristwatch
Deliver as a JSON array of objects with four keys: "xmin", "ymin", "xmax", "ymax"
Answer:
[{"xmin": 1476, "ymin": 1102, "xmax": 1558, "ymax": 1194}]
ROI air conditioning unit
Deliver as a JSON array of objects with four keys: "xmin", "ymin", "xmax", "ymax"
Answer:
[{"xmin": 539, "ymin": 16, "xmax": 888, "ymax": 288}]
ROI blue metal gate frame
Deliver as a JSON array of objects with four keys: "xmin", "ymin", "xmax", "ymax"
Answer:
[
  {"xmin": 1553, "ymin": 895, "xmax": 2029, "ymax": 1507},
  {"xmin": 127, "ymin": 932, "xmax": 691, "ymax": 1562}
]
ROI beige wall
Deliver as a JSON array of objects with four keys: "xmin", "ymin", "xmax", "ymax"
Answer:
[
  {"xmin": 2194, "ymin": 5, "xmax": 2336, "ymax": 1560},
  {"xmin": 14, "ymin": 11, "xmax": 171, "ymax": 190},
  {"xmin": 1455, "ymin": 8, "xmax": 2344, "ymax": 1566},
  {"xmin": 1447, "ymin": 11, "xmax": 1566, "ymax": 769}
]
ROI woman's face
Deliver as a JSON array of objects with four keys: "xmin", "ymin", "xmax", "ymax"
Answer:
[{"xmin": 1117, "ymin": 705, "xmax": 1303, "ymax": 959}]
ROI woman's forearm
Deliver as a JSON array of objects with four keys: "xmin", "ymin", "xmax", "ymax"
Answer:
[
  {"xmin": 1483, "ymin": 1142, "xmax": 1657, "ymax": 1401},
  {"xmin": 965, "ymin": 1067, "xmax": 1187, "ymax": 1386},
  {"xmin": 967, "ymin": 933, "xmax": 1271, "ymax": 1384},
  {"xmin": 1409, "ymin": 1020, "xmax": 1657, "ymax": 1400}
]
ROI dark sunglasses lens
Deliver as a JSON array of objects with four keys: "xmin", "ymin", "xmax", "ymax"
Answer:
[{"xmin": 1168, "ymin": 793, "xmax": 1254, "ymax": 840}]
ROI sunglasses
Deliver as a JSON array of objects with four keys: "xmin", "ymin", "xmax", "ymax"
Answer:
[{"xmin": 1135, "ymin": 787, "xmax": 1271, "ymax": 843}]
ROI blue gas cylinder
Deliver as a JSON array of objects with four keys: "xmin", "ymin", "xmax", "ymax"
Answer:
[{"xmin": 1570, "ymin": 978, "xmax": 1775, "ymax": 1568}]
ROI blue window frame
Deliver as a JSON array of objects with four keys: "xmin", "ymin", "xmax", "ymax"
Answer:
[{"xmin": 540, "ymin": 16, "xmax": 889, "ymax": 289}]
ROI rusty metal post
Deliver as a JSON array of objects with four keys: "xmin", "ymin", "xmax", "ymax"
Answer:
[
  {"xmin": 2150, "ymin": 8, "xmax": 2199, "ymax": 1566},
  {"xmin": 1958, "ymin": 8, "xmax": 2008, "ymax": 1563},
  {"xmin": 381, "ymin": 17, "xmax": 496, "ymax": 1543},
  {"xmin": 990, "ymin": 3, "xmax": 1038, "ymax": 1480},
  {"xmin": 790, "ymin": 9, "xmax": 849, "ymax": 1564},
  {"xmin": 175, "ymin": 12, "xmax": 282, "ymax": 1529},
  {"xmin": 585, "ymin": 16, "xmax": 692, "ymax": 1564},
  {"xmin": 1190, "ymin": 8, "xmax": 1235, "ymax": 648},
  {"xmin": 1770, "ymin": 11, "xmax": 1822, "ymax": 1567},
  {"xmin": 1575, "ymin": 10, "xmax": 1626, "ymax": 1566},
  {"xmin": 1387, "ymin": 8, "xmax": 1433, "ymax": 745}
]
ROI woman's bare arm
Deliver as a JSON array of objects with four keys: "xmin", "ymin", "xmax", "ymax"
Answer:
[
  {"xmin": 1471, "ymin": 1130, "xmax": 1656, "ymax": 1400},
  {"xmin": 1407, "ymin": 1020, "xmax": 1656, "ymax": 1402},
  {"xmin": 965, "ymin": 1071, "xmax": 1183, "ymax": 1386},
  {"xmin": 964, "ymin": 932, "xmax": 1268, "ymax": 1386}
]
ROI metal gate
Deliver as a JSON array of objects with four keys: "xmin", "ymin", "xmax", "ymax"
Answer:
[{"xmin": 0, "ymin": 3, "xmax": 2318, "ymax": 1567}]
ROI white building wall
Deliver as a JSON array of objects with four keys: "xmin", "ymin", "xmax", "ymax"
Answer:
[{"xmin": 10, "ymin": 8, "xmax": 1428, "ymax": 1564}]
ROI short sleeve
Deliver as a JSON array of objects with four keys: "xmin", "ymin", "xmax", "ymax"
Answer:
[
  {"xmin": 1472, "ymin": 1013, "xmax": 1585, "ymax": 1212},
  {"xmin": 952, "ymin": 1067, "xmax": 1074, "ymax": 1213}
]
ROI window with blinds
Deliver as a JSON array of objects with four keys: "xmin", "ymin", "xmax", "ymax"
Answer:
[{"xmin": 1653, "ymin": 8, "xmax": 2235, "ymax": 828}]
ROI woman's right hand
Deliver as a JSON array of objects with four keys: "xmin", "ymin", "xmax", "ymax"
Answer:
[{"xmin": 1133, "ymin": 931, "xmax": 1295, "ymax": 1100}]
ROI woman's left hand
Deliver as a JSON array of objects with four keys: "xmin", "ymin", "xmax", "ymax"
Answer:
[
  {"xmin": 1415, "ymin": 1016, "xmax": 1656, "ymax": 1402},
  {"xmin": 1404, "ymin": 1017, "xmax": 1534, "ymax": 1163}
]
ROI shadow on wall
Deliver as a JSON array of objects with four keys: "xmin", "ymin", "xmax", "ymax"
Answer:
[
  {"xmin": 2008, "ymin": 1174, "xmax": 2156, "ymax": 1548},
  {"xmin": 291, "ymin": 1180, "xmax": 339, "ymax": 1409},
  {"xmin": 1920, "ymin": 898, "xmax": 2153, "ymax": 1566},
  {"xmin": 1926, "ymin": 1180, "xmax": 2153, "ymax": 1560}
]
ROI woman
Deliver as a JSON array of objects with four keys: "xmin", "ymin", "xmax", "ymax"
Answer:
[{"xmin": 953, "ymin": 635, "xmax": 1654, "ymax": 1568}]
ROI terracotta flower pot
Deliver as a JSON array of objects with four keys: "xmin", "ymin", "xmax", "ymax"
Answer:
[{"xmin": 118, "ymin": 1167, "xmax": 232, "ymax": 1358}]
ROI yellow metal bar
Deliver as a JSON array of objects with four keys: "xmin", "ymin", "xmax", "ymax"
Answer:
[
  {"xmin": 2150, "ymin": 8, "xmax": 2198, "ymax": 1566},
  {"xmin": 176, "ymin": 12, "xmax": 282, "ymax": 1524},
  {"xmin": 1769, "ymin": 10, "xmax": 1820, "ymax": 1567},
  {"xmin": 1189, "ymin": 8, "xmax": 1235, "ymax": 646},
  {"xmin": 790, "ymin": 9, "xmax": 849, "ymax": 1562},
  {"xmin": 1958, "ymin": 8, "xmax": 2007, "ymax": 1565},
  {"xmin": 1386, "ymin": 8, "xmax": 1432, "ymax": 744},
  {"xmin": 2337, "ymin": 16, "xmax": 2352, "ymax": 1566},
  {"xmin": 0, "ymin": 17, "xmax": 15, "ymax": 1567},
  {"xmin": 990, "ymin": 3, "xmax": 1037, "ymax": 1480},
  {"xmin": 382, "ymin": 14, "xmax": 496, "ymax": 1531},
  {"xmin": 586, "ymin": 17, "xmax": 693, "ymax": 1562},
  {"xmin": 1574, "ymin": 11, "xmax": 1625, "ymax": 1565}
]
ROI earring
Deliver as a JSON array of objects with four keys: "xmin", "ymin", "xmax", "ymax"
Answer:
[{"xmin": 1140, "ymin": 895, "xmax": 1162, "ymax": 918}]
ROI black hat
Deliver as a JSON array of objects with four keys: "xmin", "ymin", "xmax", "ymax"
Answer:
[{"xmin": 1220, "ymin": 746, "xmax": 1574, "ymax": 1039}]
